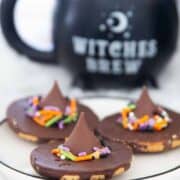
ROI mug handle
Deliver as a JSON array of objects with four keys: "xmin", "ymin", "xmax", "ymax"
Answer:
[{"xmin": 0, "ymin": 0, "xmax": 56, "ymax": 63}]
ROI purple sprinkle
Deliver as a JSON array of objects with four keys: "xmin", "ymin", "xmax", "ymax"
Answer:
[
  {"xmin": 28, "ymin": 98, "xmax": 33, "ymax": 105},
  {"xmin": 33, "ymin": 105, "xmax": 38, "ymax": 111},
  {"xmin": 36, "ymin": 105, "xmax": 41, "ymax": 111},
  {"xmin": 28, "ymin": 102, "xmax": 33, "ymax": 106},
  {"xmin": 44, "ymin": 106, "xmax": 60, "ymax": 111},
  {"xmin": 58, "ymin": 121, "xmax": 64, "ymax": 129},
  {"xmin": 101, "ymin": 148, "xmax": 106, "ymax": 153},
  {"xmin": 139, "ymin": 123, "xmax": 148, "ymax": 131},
  {"xmin": 78, "ymin": 152, "xmax": 87, "ymax": 156},
  {"xmin": 148, "ymin": 119, "xmax": 155, "ymax": 127},
  {"xmin": 60, "ymin": 145, "xmax": 70, "ymax": 152},
  {"xmin": 63, "ymin": 147, "xmax": 70, "ymax": 152},
  {"xmin": 101, "ymin": 147, "xmax": 111, "ymax": 154},
  {"xmin": 65, "ymin": 106, "xmax": 71, "ymax": 115},
  {"xmin": 128, "ymin": 117, "xmax": 136, "ymax": 123},
  {"xmin": 93, "ymin": 147, "xmax": 99, "ymax": 151},
  {"xmin": 105, "ymin": 147, "xmax": 111, "ymax": 154}
]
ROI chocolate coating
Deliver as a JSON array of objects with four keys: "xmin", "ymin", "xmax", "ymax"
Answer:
[
  {"xmin": 31, "ymin": 140, "xmax": 132, "ymax": 179},
  {"xmin": 6, "ymin": 97, "xmax": 99, "ymax": 142},
  {"xmin": 98, "ymin": 108, "xmax": 180, "ymax": 153}
]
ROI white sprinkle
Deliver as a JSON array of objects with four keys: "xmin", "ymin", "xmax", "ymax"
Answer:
[
  {"xmin": 128, "ymin": 124, "xmax": 134, "ymax": 131},
  {"xmin": 172, "ymin": 134, "xmax": 177, "ymax": 139},
  {"xmin": 129, "ymin": 112, "xmax": 135, "ymax": 118},
  {"xmin": 61, "ymin": 155, "xmax": 66, "ymax": 160}
]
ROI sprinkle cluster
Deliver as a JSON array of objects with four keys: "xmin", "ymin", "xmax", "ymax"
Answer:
[
  {"xmin": 26, "ymin": 96, "xmax": 78, "ymax": 129},
  {"xmin": 117, "ymin": 103, "xmax": 172, "ymax": 131},
  {"xmin": 52, "ymin": 144, "xmax": 111, "ymax": 162}
]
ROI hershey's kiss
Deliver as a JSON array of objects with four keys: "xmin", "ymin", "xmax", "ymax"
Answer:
[
  {"xmin": 40, "ymin": 81, "xmax": 67, "ymax": 111},
  {"xmin": 134, "ymin": 87, "xmax": 157, "ymax": 118},
  {"xmin": 64, "ymin": 112, "xmax": 102, "ymax": 155}
]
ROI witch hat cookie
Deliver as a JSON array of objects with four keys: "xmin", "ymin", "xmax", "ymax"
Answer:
[
  {"xmin": 31, "ymin": 112, "xmax": 132, "ymax": 179},
  {"xmin": 98, "ymin": 87, "xmax": 180, "ymax": 153},
  {"xmin": 6, "ymin": 81, "xmax": 99, "ymax": 142}
]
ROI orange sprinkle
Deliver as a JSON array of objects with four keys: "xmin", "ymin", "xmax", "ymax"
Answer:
[
  {"xmin": 39, "ymin": 110, "xmax": 62, "ymax": 116},
  {"xmin": 154, "ymin": 124, "xmax": 163, "ymax": 131},
  {"xmin": 40, "ymin": 113, "xmax": 54, "ymax": 120},
  {"xmin": 75, "ymin": 154, "xmax": 93, "ymax": 162},
  {"xmin": 154, "ymin": 120, "xmax": 167, "ymax": 131},
  {"xmin": 32, "ymin": 97, "xmax": 39, "ymax": 106},
  {"xmin": 122, "ymin": 108, "xmax": 131, "ymax": 128},
  {"xmin": 33, "ymin": 116, "xmax": 49, "ymax": 126},
  {"xmin": 70, "ymin": 98, "xmax": 77, "ymax": 115},
  {"xmin": 137, "ymin": 115, "xmax": 149, "ymax": 124},
  {"xmin": 132, "ymin": 122, "xmax": 138, "ymax": 130},
  {"xmin": 33, "ymin": 111, "xmax": 62, "ymax": 127},
  {"xmin": 51, "ymin": 148, "xmax": 60, "ymax": 155},
  {"xmin": 120, "ymin": 105, "xmax": 169, "ymax": 131},
  {"xmin": 154, "ymin": 115, "xmax": 161, "ymax": 121}
]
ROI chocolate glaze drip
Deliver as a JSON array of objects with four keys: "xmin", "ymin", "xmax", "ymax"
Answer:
[
  {"xmin": 134, "ymin": 87, "xmax": 157, "ymax": 118},
  {"xmin": 64, "ymin": 112, "xmax": 102, "ymax": 155},
  {"xmin": 40, "ymin": 81, "xmax": 67, "ymax": 111}
]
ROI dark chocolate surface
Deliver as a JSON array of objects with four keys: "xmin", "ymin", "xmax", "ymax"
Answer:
[
  {"xmin": 6, "ymin": 97, "xmax": 99, "ymax": 141},
  {"xmin": 98, "ymin": 108, "xmax": 180, "ymax": 145},
  {"xmin": 31, "ymin": 140, "xmax": 132, "ymax": 179}
]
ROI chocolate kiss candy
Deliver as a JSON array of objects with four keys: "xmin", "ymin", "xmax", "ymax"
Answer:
[
  {"xmin": 40, "ymin": 81, "xmax": 67, "ymax": 110},
  {"xmin": 64, "ymin": 112, "xmax": 102, "ymax": 155},
  {"xmin": 134, "ymin": 87, "xmax": 157, "ymax": 118}
]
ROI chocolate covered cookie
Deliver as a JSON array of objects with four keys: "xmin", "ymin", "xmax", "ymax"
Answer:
[
  {"xmin": 98, "ymin": 87, "xmax": 180, "ymax": 153},
  {"xmin": 6, "ymin": 82, "xmax": 99, "ymax": 142},
  {"xmin": 31, "ymin": 113, "xmax": 132, "ymax": 179}
]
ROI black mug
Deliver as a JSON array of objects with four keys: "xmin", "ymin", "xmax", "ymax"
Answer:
[{"xmin": 1, "ymin": 0, "xmax": 179, "ymax": 88}]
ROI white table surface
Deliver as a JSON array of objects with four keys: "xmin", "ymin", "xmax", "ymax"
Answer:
[{"xmin": 0, "ymin": 0, "xmax": 180, "ymax": 179}]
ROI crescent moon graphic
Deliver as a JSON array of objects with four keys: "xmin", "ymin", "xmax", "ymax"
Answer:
[{"xmin": 108, "ymin": 11, "xmax": 128, "ymax": 34}]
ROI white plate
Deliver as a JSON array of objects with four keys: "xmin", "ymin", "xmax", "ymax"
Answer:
[{"xmin": 0, "ymin": 97, "xmax": 180, "ymax": 180}]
